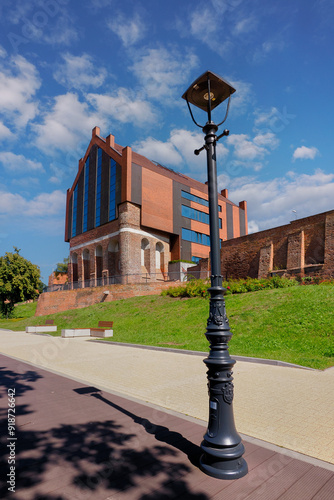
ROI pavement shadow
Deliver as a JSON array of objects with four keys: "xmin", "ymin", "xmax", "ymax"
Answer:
[
  {"xmin": 74, "ymin": 386, "xmax": 202, "ymax": 467},
  {"xmin": 0, "ymin": 371, "xmax": 208, "ymax": 499}
]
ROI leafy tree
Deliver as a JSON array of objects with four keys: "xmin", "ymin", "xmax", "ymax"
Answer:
[
  {"xmin": 54, "ymin": 257, "xmax": 69, "ymax": 277},
  {"xmin": 0, "ymin": 248, "xmax": 43, "ymax": 318}
]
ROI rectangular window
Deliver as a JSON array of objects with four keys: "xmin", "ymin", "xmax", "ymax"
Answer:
[
  {"xmin": 181, "ymin": 190, "xmax": 222, "ymax": 211},
  {"xmin": 109, "ymin": 158, "xmax": 116, "ymax": 221},
  {"xmin": 182, "ymin": 228, "xmax": 211, "ymax": 247},
  {"xmin": 182, "ymin": 204, "xmax": 209, "ymax": 224},
  {"xmin": 182, "ymin": 190, "xmax": 208, "ymax": 208},
  {"xmin": 71, "ymin": 184, "xmax": 78, "ymax": 237},
  {"xmin": 95, "ymin": 148, "xmax": 102, "ymax": 227},
  {"xmin": 182, "ymin": 205, "xmax": 222, "ymax": 228},
  {"xmin": 83, "ymin": 159, "xmax": 89, "ymax": 232}
]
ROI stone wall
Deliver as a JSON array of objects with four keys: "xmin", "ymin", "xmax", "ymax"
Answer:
[
  {"xmin": 219, "ymin": 210, "xmax": 334, "ymax": 280},
  {"xmin": 35, "ymin": 281, "xmax": 181, "ymax": 316}
]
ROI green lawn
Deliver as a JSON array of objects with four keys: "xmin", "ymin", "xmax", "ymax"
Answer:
[{"xmin": 1, "ymin": 284, "xmax": 333, "ymax": 370}]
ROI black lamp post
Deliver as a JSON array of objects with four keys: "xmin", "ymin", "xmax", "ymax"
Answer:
[{"xmin": 182, "ymin": 71, "xmax": 248, "ymax": 480}]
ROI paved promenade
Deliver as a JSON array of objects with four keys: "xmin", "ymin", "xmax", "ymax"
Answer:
[
  {"xmin": 0, "ymin": 330, "xmax": 334, "ymax": 499},
  {"xmin": 0, "ymin": 330, "xmax": 333, "ymax": 465}
]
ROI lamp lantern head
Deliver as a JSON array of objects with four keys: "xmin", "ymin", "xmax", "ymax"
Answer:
[{"xmin": 182, "ymin": 70, "xmax": 236, "ymax": 112}]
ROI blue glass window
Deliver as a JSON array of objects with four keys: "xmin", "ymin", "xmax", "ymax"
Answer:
[
  {"xmin": 109, "ymin": 158, "xmax": 116, "ymax": 221},
  {"xmin": 95, "ymin": 148, "xmax": 102, "ymax": 227},
  {"xmin": 182, "ymin": 205, "xmax": 209, "ymax": 224},
  {"xmin": 182, "ymin": 228, "xmax": 211, "ymax": 247},
  {"xmin": 182, "ymin": 190, "xmax": 208, "ymax": 208},
  {"xmin": 182, "ymin": 205, "xmax": 222, "ymax": 228},
  {"xmin": 191, "ymin": 256, "xmax": 201, "ymax": 263},
  {"xmin": 83, "ymin": 159, "xmax": 89, "ymax": 232},
  {"xmin": 181, "ymin": 190, "xmax": 222, "ymax": 212},
  {"xmin": 71, "ymin": 184, "xmax": 78, "ymax": 237}
]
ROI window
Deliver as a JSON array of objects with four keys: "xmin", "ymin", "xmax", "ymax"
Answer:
[
  {"xmin": 71, "ymin": 184, "xmax": 78, "ymax": 237},
  {"xmin": 182, "ymin": 205, "xmax": 209, "ymax": 224},
  {"xmin": 182, "ymin": 190, "xmax": 208, "ymax": 208},
  {"xmin": 182, "ymin": 190, "xmax": 222, "ymax": 212},
  {"xmin": 191, "ymin": 256, "xmax": 201, "ymax": 263},
  {"xmin": 83, "ymin": 159, "xmax": 89, "ymax": 232},
  {"xmin": 95, "ymin": 148, "xmax": 102, "ymax": 227},
  {"xmin": 182, "ymin": 228, "xmax": 211, "ymax": 247},
  {"xmin": 109, "ymin": 158, "xmax": 116, "ymax": 221},
  {"xmin": 182, "ymin": 228, "xmax": 222, "ymax": 247},
  {"xmin": 181, "ymin": 205, "xmax": 223, "ymax": 228}
]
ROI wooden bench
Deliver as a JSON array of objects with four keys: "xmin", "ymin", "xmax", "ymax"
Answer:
[
  {"xmin": 26, "ymin": 319, "xmax": 57, "ymax": 334},
  {"xmin": 90, "ymin": 321, "xmax": 114, "ymax": 337},
  {"xmin": 61, "ymin": 321, "xmax": 114, "ymax": 338}
]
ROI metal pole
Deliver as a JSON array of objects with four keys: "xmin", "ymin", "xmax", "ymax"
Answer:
[{"xmin": 200, "ymin": 121, "xmax": 248, "ymax": 480}]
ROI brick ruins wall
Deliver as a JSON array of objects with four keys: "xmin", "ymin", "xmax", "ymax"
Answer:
[
  {"xmin": 218, "ymin": 210, "xmax": 334, "ymax": 280},
  {"xmin": 35, "ymin": 281, "xmax": 180, "ymax": 316}
]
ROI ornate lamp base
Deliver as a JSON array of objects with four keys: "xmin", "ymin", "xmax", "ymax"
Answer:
[{"xmin": 200, "ymin": 442, "xmax": 248, "ymax": 480}]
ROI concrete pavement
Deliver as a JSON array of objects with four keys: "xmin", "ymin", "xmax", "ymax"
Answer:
[{"xmin": 1, "ymin": 329, "xmax": 333, "ymax": 466}]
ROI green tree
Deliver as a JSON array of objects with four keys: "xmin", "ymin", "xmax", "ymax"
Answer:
[
  {"xmin": 0, "ymin": 248, "xmax": 43, "ymax": 318},
  {"xmin": 54, "ymin": 257, "xmax": 69, "ymax": 277}
]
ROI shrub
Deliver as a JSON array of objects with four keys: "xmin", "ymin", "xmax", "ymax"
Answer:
[{"xmin": 162, "ymin": 276, "xmax": 299, "ymax": 298}]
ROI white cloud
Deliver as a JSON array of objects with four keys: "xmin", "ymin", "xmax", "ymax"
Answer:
[
  {"xmin": 133, "ymin": 128, "xmax": 229, "ymax": 179},
  {"xmin": 54, "ymin": 53, "xmax": 107, "ymax": 90},
  {"xmin": 4, "ymin": 1, "xmax": 78, "ymax": 47},
  {"xmin": 254, "ymin": 107, "xmax": 280, "ymax": 127},
  {"xmin": 0, "ymin": 189, "xmax": 65, "ymax": 217},
  {"xmin": 226, "ymin": 78, "xmax": 253, "ymax": 114},
  {"xmin": 0, "ymin": 55, "xmax": 40, "ymax": 128},
  {"xmin": 233, "ymin": 16, "xmax": 258, "ymax": 35},
  {"xmin": 0, "ymin": 152, "xmax": 44, "ymax": 172},
  {"xmin": 108, "ymin": 13, "xmax": 147, "ymax": 47},
  {"xmin": 0, "ymin": 121, "xmax": 13, "ymax": 140},
  {"xmin": 34, "ymin": 93, "xmax": 103, "ymax": 153},
  {"xmin": 87, "ymin": 89, "xmax": 156, "ymax": 126},
  {"xmin": 130, "ymin": 47, "xmax": 198, "ymax": 102},
  {"xmin": 44, "ymin": 21, "xmax": 78, "ymax": 46},
  {"xmin": 253, "ymin": 132, "xmax": 279, "ymax": 149},
  {"xmin": 227, "ymin": 132, "xmax": 277, "ymax": 161},
  {"xmin": 190, "ymin": 8, "xmax": 220, "ymax": 42},
  {"xmin": 222, "ymin": 169, "xmax": 334, "ymax": 232},
  {"xmin": 253, "ymin": 38, "xmax": 286, "ymax": 63},
  {"xmin": 134, "ymin": 137, "xmax": 183, "ymax": 166},
  {"xmin": 254, "ymin": 106, "xmax": 296, "ymax": 133},
  {"xmin": 292, "ymin": 146, "xmax": 319, "ymax": 161}
]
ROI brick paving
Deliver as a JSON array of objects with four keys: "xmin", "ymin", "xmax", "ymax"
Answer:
[
  {"xmin": 1, "ymin": 354, "xmax": 333, "ymax": 500},
  {"xmin": 1, "ymin": 331, "xmax": 334, "ymax": 464}
]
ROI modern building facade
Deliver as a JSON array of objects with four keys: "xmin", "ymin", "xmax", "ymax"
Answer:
[{"xmin": 65, "ymin": 127, "xmax": 248, "ymax": 286}]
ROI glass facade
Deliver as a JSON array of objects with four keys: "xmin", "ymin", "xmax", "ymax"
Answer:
[
  {"xmin": 181, "ymin": 190, "xmax": 222, "ymax": 211},
  {"xmin": 71, "ymin": 184, "xmax": 78, "ymax": 237},
  {"xmin": 182, "ymin": 228, "xmax": 211, "ymax": 246},
  {"xmin": 109, "ymin": 158, "xmax": 116, "ymax": 221},
  {"xmin": 83, "ymin": 158, "xmax": 89, "ymax": 232},
  {"xmin": 182, "ymin": 204, "xmax": 222, "ymax": 228},
  {"xmin": 182, "ymin": 204, "xmax": 209, "ymax": 224},
  {"xmin": 182, "ymin": 190, "xmax": 208, "ymax": 208},
  {"xmin": 95, "ymin": 148, "xmax": 102, "ymax": 227}
]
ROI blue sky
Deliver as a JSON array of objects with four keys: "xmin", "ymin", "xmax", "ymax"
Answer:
[{"xmin": 0, "ymin": 0, "xmax": 333, "ymax": 283}]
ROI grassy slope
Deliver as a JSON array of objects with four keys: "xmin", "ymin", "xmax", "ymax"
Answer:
[{"xmin": 1, "ymin": 284, "xmax": 333, "ymax": 369}]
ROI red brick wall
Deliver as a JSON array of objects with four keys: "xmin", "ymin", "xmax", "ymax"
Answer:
[
  {"xmin": 218, "ymin": 210, "xmax": 334, "ymax": 280},
  {"xmin": 36, "ymin": 281, "xmax": 181, "ymax": 316}
]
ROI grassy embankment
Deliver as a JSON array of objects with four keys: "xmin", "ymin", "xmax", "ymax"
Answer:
[{"xmin": 1, "ymin": 284, "xmax": 333, "ymax": 370}]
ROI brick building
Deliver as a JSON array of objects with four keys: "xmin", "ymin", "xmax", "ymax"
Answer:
[{"xmin": 65, "ymin": 127, "xmax": 248, "ymax": 286}]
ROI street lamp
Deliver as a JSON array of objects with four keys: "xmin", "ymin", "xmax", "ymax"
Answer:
[{"xmin": 182, "ymin": 71, "xmax": 248, "ymax": 480}]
